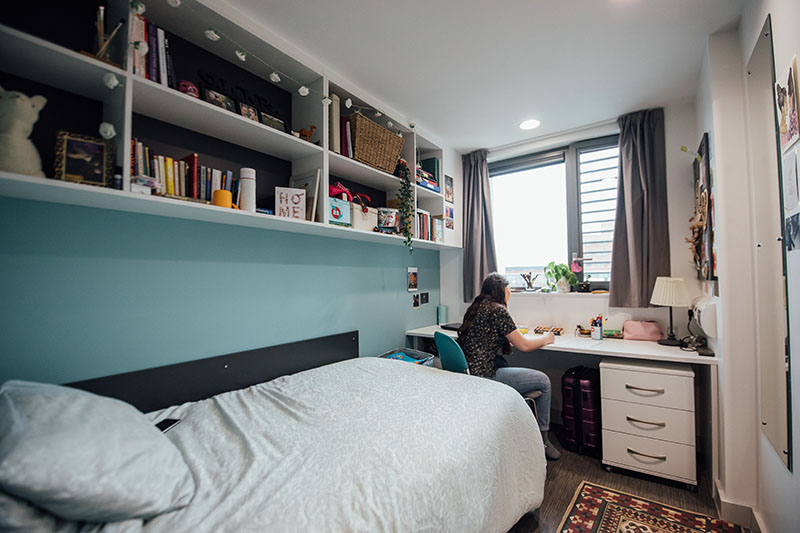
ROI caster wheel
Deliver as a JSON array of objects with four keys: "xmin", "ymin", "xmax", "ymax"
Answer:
[
  {"xmin": 604, "ymin": 465, "xmax": 614, "ymax": 473},
  {"xmin": 685, "ymin": 484, "xmax": 697, "ymax": 492}
]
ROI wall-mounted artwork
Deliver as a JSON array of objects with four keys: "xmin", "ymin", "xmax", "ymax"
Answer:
[
  {"xmin": 688, "ymin": 133, "xmax": 716, "ymax": 280},
  {"xmin": 775, "ymin": 56, "xmax": 799, "ymax": 153},
  {"xmin": 445, "ymin": 175, "xmax": 454, "ymax": 203},
  {"xmin": 786, "ymin": 213, "xmax": 799, "ymax": 252},
  {"xmin": 407, "ymin": 267, "xmax": 418, "ymax": 292},
  {"xmin": 445, "ymin": 205, "xmax": 454, "ymax": 230},
  {"xmin": 782, "ymin": 146, "xmax": 799, "ymax": 214}
]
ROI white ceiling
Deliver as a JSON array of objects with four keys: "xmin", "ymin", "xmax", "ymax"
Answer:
[{"xmin": 228, "ymin": 0, "xmax": 745, "ymax": 153}]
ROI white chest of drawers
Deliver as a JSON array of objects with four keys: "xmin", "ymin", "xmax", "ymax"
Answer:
[{"xmin": 600, "ymin": 358, "xmax": 696, "ymax": 486}]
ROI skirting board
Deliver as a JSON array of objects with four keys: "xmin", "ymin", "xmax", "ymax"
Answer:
[{"xmin": 714, "ymin": 479, "xmax": 759, "ymax": 530}]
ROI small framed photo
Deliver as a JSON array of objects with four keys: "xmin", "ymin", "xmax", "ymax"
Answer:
[
  {"xmin": 238, "ymin": 102, "xmax": 259, "ymax": 122},
  {"xmin": 54, "ymin": 131, "xmax": 112, "ymax": 186},
  {"xmin": 412, "ymin": 294, "xmax": 420, "ymax": 309},
  {"xmin": 205, "ymin": 89, "xmax": 235, "ymax": 112},
  {"xmin": 407, "ymin": 267, "xmax": 418, "ymax": 292},
  {"xmin": 445, "ymin": 175, "xmax": 454, "ymax": 203},
  {"xmin": 260, "ymin": 112, "xmax": 286, "ymax": 132}
]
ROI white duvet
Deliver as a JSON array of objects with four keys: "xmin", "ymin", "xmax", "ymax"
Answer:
[{"xmin": 107, "ymin": 357, "xmax": 546, "ymax": 532}]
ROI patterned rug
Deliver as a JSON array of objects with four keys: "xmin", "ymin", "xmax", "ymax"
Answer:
[{"xmin": 557, "ymin": 481, "xmax": 748, "ymax": 532}]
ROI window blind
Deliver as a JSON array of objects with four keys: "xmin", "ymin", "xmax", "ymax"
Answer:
[{"xmin": 578, "ymin": 145, "xmax": 619, "ymax": 282}]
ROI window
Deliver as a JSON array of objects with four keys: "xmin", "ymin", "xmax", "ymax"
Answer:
[{"xmin": 488, "ymin": 136, "xmax": 619, "ymax": 288}]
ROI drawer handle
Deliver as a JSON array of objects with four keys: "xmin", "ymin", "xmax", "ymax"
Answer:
[
  {"xmin": 625, "ymin": 384, "xmax": 665, "ymax": 394},
  {"xmin": 626, "ymin": 416, "xmax": 666, "ymax": 427},
  {"xmin": 627, "ymin": 448, "xmax": 667, "ymax": 461}
]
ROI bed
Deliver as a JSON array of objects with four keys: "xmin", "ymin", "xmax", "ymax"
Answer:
[{"xmin": 0, "ymin": 333, "xmax": 546, "ymax": 533}]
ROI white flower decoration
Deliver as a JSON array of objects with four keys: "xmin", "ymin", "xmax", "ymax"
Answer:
[{"xmin": 99, "ymin": 122, "xmax": 116, "ymax": 140}]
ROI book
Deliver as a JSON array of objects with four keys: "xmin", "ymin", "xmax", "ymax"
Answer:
[
  {"xmin": 211, "ymin": 169, "xmax": 222, "ymax": 195},
  {"xmin": 147, "ymin": 19, "xmax": 158, "ymax": 82},
  {"xmin": 135, "ymin": 141, "xmax": 144, "ymax": 177},
  {"xmin": 164, "ymin": 156, "xmax": 174, "ymax": 195},
  {"xmin": 180, "ymin": 153, "xmax": 198, "ymax": 199},
  {"xmin": 164, "ymin": 37, "xmax": 176, "ymax": 89},
  {"xmin": 417, "ymin": 179, "xmax": 441, "ymax": 193},
  {"xmin": 144, "ymin": 146, "xmax": 151, "ymax": 177},
  {"xmin": 157, "ymin": 155, "xmax": 165, "ymax": 189},
  {"xmin": 178, "ymin": 160, "xmax": 186, "ymax": 197},
  {"xmin": 199, "ymin": 166, "xmax": 206, "ymax": 201},
  {"xmin": 157, "ymin": 28, "xmax": 168, "ymax": 88},
  {"xmin": 421, "ymin": 157, "xmax": 440, "ymax": 183},
  {"xmin": 129, "ymin": 139, "xmax": 135, "ymax": 177},
  {"xmin": 132, "ymin": 15, "xmax": 146, "ymax": 77},
  {"xmin": 340, "ymin": 116, "xmax": 348, "ymax": 157},
  {"xmin": 173, "ymin": 160, "xmax": 181, "ymax": 197},
  {"xmin": 224, "ymin": 170, "xmax": 233, "ymax": 191},
  {"xmin": 345, "ymin": 120, "xmax": 353, "ymax": 159},
  {"xmin": 331, "ymin": 93, "xmax": 341, "ymax": 154}
]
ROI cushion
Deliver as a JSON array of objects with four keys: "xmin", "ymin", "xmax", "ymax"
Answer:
[
  {"xmin": 0, "ymin": 380, "xmax": 195, "ymax": 522},
  {"xmin": 0, "ymin": 490, "xmax": 78, "ymax": 532}
]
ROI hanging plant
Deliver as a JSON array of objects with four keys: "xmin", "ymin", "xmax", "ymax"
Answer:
[{"xmin": 394, "ymin": 158, "xmax": 414, "ymax": 254}]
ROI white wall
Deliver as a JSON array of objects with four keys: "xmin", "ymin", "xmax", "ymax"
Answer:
[{"xmin": 739, "ymin": 1, "xmax": 800, "ymax": 531}]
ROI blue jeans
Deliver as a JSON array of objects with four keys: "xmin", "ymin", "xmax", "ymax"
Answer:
[{"xmin": 491, "ymin": 367, "xmax": 551, "ymax": 431}]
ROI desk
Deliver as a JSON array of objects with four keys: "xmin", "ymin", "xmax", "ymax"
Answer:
[
  {"xmin": 406, "ymin": 324, "xmax": 720, "ymax": 486},
  {"xmin": 406, "ymin": 325, "xmax": 719, "ymax": 366}
]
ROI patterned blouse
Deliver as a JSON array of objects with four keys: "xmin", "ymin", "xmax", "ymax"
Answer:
[{"xmin": 457, "ymin": 300, "xmax": 517, "ymax": 378}]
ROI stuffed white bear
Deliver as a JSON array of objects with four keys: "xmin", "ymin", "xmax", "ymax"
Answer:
[{"xmin": 0, "ymin": 85, "xmax": 47, "ymax": 177}]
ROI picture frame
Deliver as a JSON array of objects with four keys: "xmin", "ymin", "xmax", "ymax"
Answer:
[
  {"xmin": 54, "ymin": 131, "xmax": 112, "ymax": 186},
  {"xmin": 238, "ymin": 102, "xmax": 260, "ymax": 122},
  {"xmin": 205, "ymin": 89, "xmax": 235, "ymax": 112},
  {"xmin": 289, "ymin": 169, "xmax": 321, "ymax": 222},
  {"xmin": 691, "ymin": 133, "xmax": 716, "ymax": 280},
  {"xmin": 445, "ymin": 175, "xmax": 454, "ymax": 203},
  {"xmin": 445, "ymin": 205, "xmax": 454, "ymax": 230},
  {"xmin": 260, "ymin": 111, "xmax": 286, "ymax": 132}
]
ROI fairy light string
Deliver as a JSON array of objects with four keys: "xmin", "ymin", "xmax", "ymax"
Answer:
[{"xmin": 131, "ymin": 0, "xmax": 407, "ymax": 136}]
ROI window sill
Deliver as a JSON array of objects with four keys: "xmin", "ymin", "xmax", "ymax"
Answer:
[{"xmin": 509, "ymin": 291, "xmax": 609, "ymax": 298}]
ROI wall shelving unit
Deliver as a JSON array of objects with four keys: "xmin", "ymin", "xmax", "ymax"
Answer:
[{"xmin": 0, "ymin": 0, "xmax": 459, "ymax": 251}]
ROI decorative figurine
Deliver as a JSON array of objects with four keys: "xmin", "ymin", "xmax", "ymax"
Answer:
[
  {"xmin": 178, "ymin": 81, "xmax": 200, "ymax": 99},
  {"xmin": 0, "ymin": 86, "xmax": 47, "ymax": 177},
  {"xmin": 297, "ymin": 125, "xmax": 316, "ymax": 142}
]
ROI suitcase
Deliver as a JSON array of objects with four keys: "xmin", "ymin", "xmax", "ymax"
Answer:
[
  {"xmin": 561, "ymin": 366, "xmax": 602, "ymax": 455},
  {"xmin": 578, "ymin": 367, "xmax": 602, "ymax": 456},
  {"xmin": 561, "ymin": 366, "xmax": 583, "ymax": 452}
]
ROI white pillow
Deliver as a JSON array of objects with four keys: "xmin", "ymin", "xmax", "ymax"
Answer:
[
  {"xmin": 0, "ymin": 380, "xmax": 195, "ymax": 522},
  {"xmin": 0, "ymin": 490, "xmax": 78, "ymax": 532}
]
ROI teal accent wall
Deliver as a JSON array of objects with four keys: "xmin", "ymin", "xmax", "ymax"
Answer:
[{"xmin": 0, "ymin": 198, "xmax": 439, "ymax": 384}]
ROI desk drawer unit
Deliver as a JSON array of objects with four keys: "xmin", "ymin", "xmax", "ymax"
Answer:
[{"xmin": 600, "ymin": 359, "xmax": 696, "ymax": 485}]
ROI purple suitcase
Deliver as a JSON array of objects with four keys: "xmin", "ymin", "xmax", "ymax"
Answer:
[
  {"xmin": 578, "ymin": 367, "xmax": 602, "ymax": 455},
  {"xmin": 561, "ymin": 366, "xmax": 583, "ymax": 452}
]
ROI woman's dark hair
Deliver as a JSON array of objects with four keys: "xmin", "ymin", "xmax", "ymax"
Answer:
[{"xmin": 457, "ymin": 273, "xmax": 512, "ymax": 354}]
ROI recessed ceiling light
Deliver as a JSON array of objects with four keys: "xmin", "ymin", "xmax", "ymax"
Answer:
[{"xmin": 519, "ymin": 119, "xmax": 541, "ymax": 130}]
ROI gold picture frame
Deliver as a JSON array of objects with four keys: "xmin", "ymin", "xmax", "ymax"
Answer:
[{"xmin": 54, "ymin": 131, "xmax": 112, "ymax": 186}]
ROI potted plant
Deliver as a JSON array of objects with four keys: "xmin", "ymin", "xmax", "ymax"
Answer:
[
  {"xmin": 543, "ymin": 261, "xmax": 578, "ymax": 293},
  {"xmin": 393, "ymin": 158, "xmax": 415, "ymax": 254}
]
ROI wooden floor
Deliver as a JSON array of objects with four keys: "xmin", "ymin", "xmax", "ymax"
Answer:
[{"xmin": 509, "ymin": 428, "xmax": 717, "ymax": 532}]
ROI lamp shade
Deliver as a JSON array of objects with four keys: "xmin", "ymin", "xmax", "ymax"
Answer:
[{"xmin": 650, "ymin": 277, "xmax": 691, "ymax": 307}]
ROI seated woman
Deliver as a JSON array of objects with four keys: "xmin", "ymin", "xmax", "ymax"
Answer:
[{"xmin": 457, "ymin": 273, "xmax": 560, "ymax": 460}]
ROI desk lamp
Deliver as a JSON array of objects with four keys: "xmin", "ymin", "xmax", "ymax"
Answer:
[{"xmin": 650, "ymin": 277, "xmax": 690, "ymax": 346}]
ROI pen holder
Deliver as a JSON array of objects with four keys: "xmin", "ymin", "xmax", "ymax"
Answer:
[{"xmin": 591, "ymin": 324, "xmax": 603, "ymax": 340}]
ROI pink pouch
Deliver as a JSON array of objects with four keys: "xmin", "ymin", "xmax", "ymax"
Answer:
[{"xmin": 622, "ymin": 320, "xmax": 663, "ymax": 341}]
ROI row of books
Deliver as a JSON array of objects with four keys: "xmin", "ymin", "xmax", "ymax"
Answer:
[
  {"xmin": 416, "ymin": 209, "xmax": 444, "ymax": 242},
  {"xmin": 416, "ymin": 167, "xmax": 440, "ymax": 193},
  {"xmin": 130, "ymin": 139, "xmax": 240, "ymax": 202},
  {"xmin": 131, "ymin": 14, "xmax": 177, "ymax": 89},
  {"xmin": 339, "ymin": 116, "xmax": 354, "ymax": 158}
]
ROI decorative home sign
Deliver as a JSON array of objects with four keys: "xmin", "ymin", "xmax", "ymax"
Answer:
[
  {"xmin": 54, "ymin": 131, "xmax": 112, "ymax": 186},
  {"xmin": 275, "ymin": 186, "xmax": 306, "ymax": 220}
]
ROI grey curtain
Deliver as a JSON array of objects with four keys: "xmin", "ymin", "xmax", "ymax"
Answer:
[
  {"xmin": 462, "ymin": 149, "xmax": 498, "ymax": 302},
  {"xmin": 608, "ymin": 108, "xmax": 671, "ymax": 308}
]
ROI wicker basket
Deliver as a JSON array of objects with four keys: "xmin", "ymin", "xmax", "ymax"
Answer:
[{"xmin": 348, "ymin": 113, "xmax": 404, "ymax": 174}]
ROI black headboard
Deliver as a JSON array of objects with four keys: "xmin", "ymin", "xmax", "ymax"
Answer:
[{"xmin": 68, "ymin": 331, "xmax": 359, "ymax": 412}]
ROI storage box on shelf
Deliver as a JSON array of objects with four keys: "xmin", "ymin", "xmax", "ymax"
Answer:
[{"xmin": 0, "ymin": 0, "xmax": 459, "ymax": 251}]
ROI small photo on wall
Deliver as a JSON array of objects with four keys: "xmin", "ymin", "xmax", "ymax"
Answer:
[
  {"xmin": 445, "ymin": 205, "xmax": 454, "ymax": 230},
  {"xmin": 787, "ymin": 213, "xmax": 800, "ymax": 252},
  {"xmin": 238, "ymin": 102, "xmax": 259, "ymax": 122},
  {"xmin": 775, "ymin": 56, "xmax": 799, "ymax": 153},
  {"xmin": 205, "ymin": 89, "xmax": 235, "ymax": 112},
  {"xmin": 407, "ymin": 267, "xmax": 418, "ymax": 292},
  {"xmin": 412, "ymin": 294, "xmax": 420, "ymax": 309},
  {"xmin": 445, "ymin": 175, "xmax": 454, "ymax": 203},
  {"xmin": 260, "ymin": 112, "xmax": 286, "ymax": 132}
]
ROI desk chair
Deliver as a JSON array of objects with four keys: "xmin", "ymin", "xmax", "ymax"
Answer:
[{"xmin": 433, "ymin": 332, "xmax": 541, "ymax": 421}]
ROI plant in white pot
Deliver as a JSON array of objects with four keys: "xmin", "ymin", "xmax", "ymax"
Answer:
[{"xmin": 543, "ymin": 262, "xmax": 579, "ymax": 293}]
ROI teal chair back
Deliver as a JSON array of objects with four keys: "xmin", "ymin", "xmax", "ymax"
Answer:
[{"xmin": 434, "ymin": 332, "xmax": 470, "ymax": 374}]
